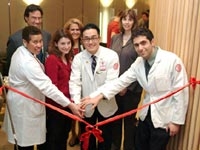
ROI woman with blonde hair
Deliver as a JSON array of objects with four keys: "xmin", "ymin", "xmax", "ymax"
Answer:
[
  {"xmin": 64, "ymin": 18, "xmax": 84, "ymax": 147},
  {"xmin": 64, "ymin": 18, "xmax": 84, "ymax": 56}
]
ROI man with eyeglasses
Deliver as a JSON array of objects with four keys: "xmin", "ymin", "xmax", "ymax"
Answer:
[
  {"xmin": 4, "ymin": 4, "xmax": 51, "ymax": 76},
  {"xmin": 80, "ymin": 27, "xmax": 189, "ymax": 150},
  {"xmin": 69, "ymin": 23, "xmax": 120, "ymax": 150}
]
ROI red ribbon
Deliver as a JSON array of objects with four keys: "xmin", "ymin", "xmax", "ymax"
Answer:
[
  {"xmin": 0, "ymin": 85, "xmax": 103, "ymax": 150},
  {"xmin": 80, "ymin": 125, "xmax": 104, "ymax": 150},
  {"xmin": 189, "ymin": 77, "xmax": 200, "ymax": 89},
  {"xmin": 1, "ymin": 85, "xmax": 89, "ymax": 125},
  {"xmin": 1, "ymin": 77, "xmax": 200, "ymax": 150},
  {"xmin": 0, "ymin": 86, "xmax": 3, "ymax": 95}
]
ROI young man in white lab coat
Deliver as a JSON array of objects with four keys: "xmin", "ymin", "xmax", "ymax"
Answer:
[
  {"xmin": 81, "ymin": 27, "xmax": 189, "ymax": 150},
  {"xmin": 69, "ymin": 23, "xmax": 120, "ymax": 150}
]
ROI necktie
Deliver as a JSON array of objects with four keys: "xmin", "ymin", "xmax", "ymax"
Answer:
[
  {"xmin": 144, "ymin": 60, "xmax": 152, "ymax": 119},
  {"xmin": 145, "ymin": 60, "xmax": 151, "ymax": 77},
  {"xmin": 91, "ymin": 55, "xmax": 96, "ymax": 74},
  {"xmin": 37, "ymin": 50, "xmax": 44, "ymax": 64}
]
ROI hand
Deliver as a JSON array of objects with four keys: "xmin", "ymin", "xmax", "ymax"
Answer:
[
  {"xmin": 166, "ymin": 122, "xmax": 180, "ymax": 136},
  {"xmin": 80, "ymin": 94, "xmax": 103, "ymax": 109},
  {"xmin": 119, "ymin": 88, "xmax": 127, "ymax": 96},
  {"xmin": 67, "ymin": 103, "xmax": 85, "ymax": 118}
]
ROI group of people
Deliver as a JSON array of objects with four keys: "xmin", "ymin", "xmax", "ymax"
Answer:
[
  {"xmin": 2, "ymin": 4, "xmax": 189, "ymax": 150},
  {"xmin": 3, "ymin": 4, "xmax": 84, "ymax": 150}
]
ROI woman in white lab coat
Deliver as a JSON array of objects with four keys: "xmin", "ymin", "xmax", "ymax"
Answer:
[{"xmin": 3, "ymin": 26, "xmax": 83, "ymax": 150}]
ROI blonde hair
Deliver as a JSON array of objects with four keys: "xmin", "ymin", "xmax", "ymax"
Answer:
[{"xmin": 63, "ymin": 18, "xmax": 83, "ymax": 33}]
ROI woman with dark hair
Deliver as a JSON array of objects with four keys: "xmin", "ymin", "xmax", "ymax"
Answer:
[
  {"xmin": 110, "ymin": 9, "xmax": 142, "ymax": 150},
  {"xmin": 45, "ymin": 29, "xmax": 75, "ymax": 150}
]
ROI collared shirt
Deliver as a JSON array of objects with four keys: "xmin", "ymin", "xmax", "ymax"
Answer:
[{"xmin": 146, "ymin": 46, "xmax": 158, "ymax": 66}]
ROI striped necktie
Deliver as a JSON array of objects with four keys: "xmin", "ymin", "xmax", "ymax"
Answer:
[{"xmin": 91, "ymin": 55, "xmax": 96, "ymax": 74}]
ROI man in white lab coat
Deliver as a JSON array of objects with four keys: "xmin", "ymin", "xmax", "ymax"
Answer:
[
  {"xmin": 69, "ymin": 23, "xmax": 119, "ymax": 150},
  {"xmin": 81, "ymin": 27, "xmax": 189, "ymax": 150}
]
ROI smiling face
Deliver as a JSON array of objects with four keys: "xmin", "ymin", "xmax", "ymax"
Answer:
[
  {"xmin": 25, "ymin": 10, "xmax": 42, "ymax": 29},
  {"xmin": 133, "ymin": 35, "xmax": 155, "ymax": 60},
  {"xmin": 69, "ymin": 23, "xmax": 81, "ymax": 41},
  {"xmin": 121, "ymin": 15, "xmax": 134, "ymax": 32},
  {"xmin": 55, "ymin": 37, "xmax": 72, "ymax": 55},
  {"xmin": 81, "ymin": 29, "xmax": 100, "ymax": 55},
  {"xmin": 23, "ymin": 34, "xmax": 43, "ymax": 55}
]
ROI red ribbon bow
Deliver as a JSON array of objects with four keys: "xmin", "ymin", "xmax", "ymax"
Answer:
[
  {"xmin": 80, "ymin": 125, "xmax": 104, "ymax": 150},
  {"xmin": 189, "ymin": 77, "xmax": 200, "ymax": 89}
]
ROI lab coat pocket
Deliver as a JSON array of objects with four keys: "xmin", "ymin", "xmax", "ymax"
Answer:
[
  {"xmin": 154, "ymin": 75, "xmax": 171, "ymax": 92},
  {"xmin": 28, "ymin": 102, "xmax": 45, "ymax": 117},
  {"xmin": 159, "ymin": 106, "xmax": 171, "ymax": 124},
  {"xmin": 153, "ymin": 103, "xmax": 170, "ymax": 124}
]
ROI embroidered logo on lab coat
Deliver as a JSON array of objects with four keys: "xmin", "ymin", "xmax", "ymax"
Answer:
[
  {"xmin": 175, "ymin": 64, "xmax": 182, "ymax": 72},
  {"xmin": 97, "ymin": 59, "xmax": 106, "ymax": 74},
  {"xmin": 113, "ymin": 63, "xmax": 119, "ymax": 70}
]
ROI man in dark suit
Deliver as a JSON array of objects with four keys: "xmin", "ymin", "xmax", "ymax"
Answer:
[{"xmin": 5, "ymin": 4, "xmax": 51, "ymax": 76}]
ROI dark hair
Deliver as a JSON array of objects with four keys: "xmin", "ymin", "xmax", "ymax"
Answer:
[
  {"xmin": 22, "ymin": 26, "xmax": 42, "ymax": 42},
  {"xmin": 132, "ymin": 27, "xmax": 154, "ymax": 41},
  {"xmin": 81, "ymin": 23, "xmax": 100, "ymax": 37},
  {"xmin": 120, "ymin": 9, "xmax": 138, "ymax": 33},
  {"xmin": 48, "ymin": 29, "xmax": 74, "ymax": 63},
  {"xmin": 24, "ymin": 4, "xmax": 43, "ymax": 22},
  {"xmin": 116, "ymin": 10, "xmax": 123, "ymax": 17},
  {"xmin": 142, "ymin": 11, "xmax": 149, "ymax": 18}
]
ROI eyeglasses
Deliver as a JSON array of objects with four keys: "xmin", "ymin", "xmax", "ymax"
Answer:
[{"xmin": 82, "ymin": 36, "xmax": 99, "ymax": 43}]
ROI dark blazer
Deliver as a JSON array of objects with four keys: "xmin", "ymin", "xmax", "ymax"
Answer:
[
  {"xmin": 4, "ymin": 28, "xmax": 51, "ymax": 75},
  {"xmin": 111, "ymin": 33, "xmax": 142, "ymax": 93}
]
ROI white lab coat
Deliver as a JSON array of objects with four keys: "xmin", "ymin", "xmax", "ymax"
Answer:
[
  {"xmin": 69, "ymin": 46, "xmax": 119, "ymax": 117},
  {"xmin": 3, "ymin": 46, "xmax": 71, "ymax": 146},
  {"xmin": 100, "ymin": 47, "xmax": 189, "ymax": 128}
]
